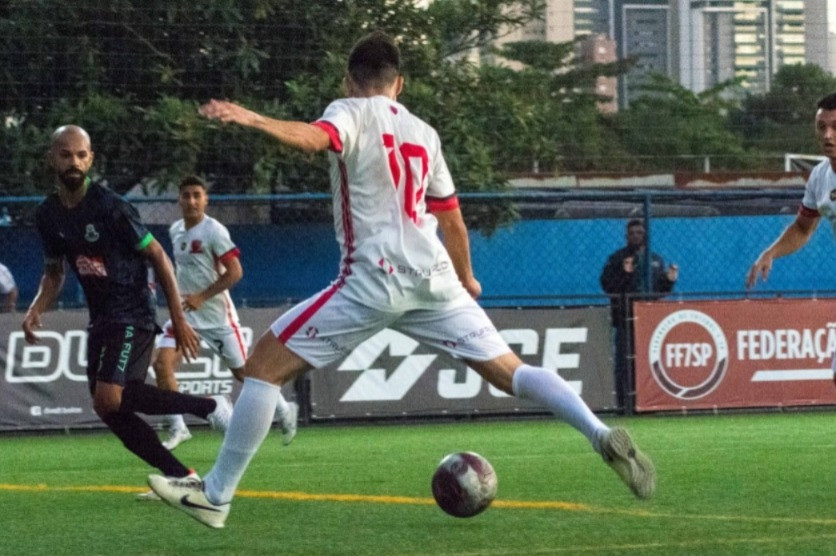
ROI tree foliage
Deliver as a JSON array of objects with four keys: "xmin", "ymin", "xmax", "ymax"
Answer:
[
  {"xmin": 613, "ymin": 74, "xmax": 749, "ymax": 172},
  {"xmin": 731, "ymin": 63, "xmax": 836, "ymax": 156},
  {"xmin": 2, "ymin": 0, "xmax": 818, "ymax": 223},
  {"xmin": 0, "ymin": 0, "xmax": 555, "ymax": 207}
]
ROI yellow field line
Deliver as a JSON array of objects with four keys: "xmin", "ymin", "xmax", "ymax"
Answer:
[{"xmin": 2, "ymin": 482, "xmax": 836, "ymax": 527}]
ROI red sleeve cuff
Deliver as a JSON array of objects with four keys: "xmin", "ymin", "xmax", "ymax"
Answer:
[
  {"xmin": 427, "ymin": 195, "xmax": 459, "ymax": 213},
  {"xmin": 218, "ymin": 247, "xmax": 240, "ymax": 263},
  {"xmin": 799, "ymin": 204, "xmax": 820, "ymax": 218},
  {"xmin": 312, "ymin": 121, "xmax": 343, "ymax": 153}
]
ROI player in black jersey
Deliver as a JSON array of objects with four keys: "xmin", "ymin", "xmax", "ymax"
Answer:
[{"xmin": 22, "ymin": 125, "xmax": 233, "ymax": 484}]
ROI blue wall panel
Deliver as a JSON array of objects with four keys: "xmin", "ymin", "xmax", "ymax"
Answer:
[{"xmin": 2, "ymin": 214, "xmax": 833, "ymax": 310}]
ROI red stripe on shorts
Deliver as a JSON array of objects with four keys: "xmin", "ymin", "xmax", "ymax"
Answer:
[
  {"xmin": 225, "ymin": 295, "xmax": 247, "ymax": 360},
  {"xmin": 278, "ymin": 149, "xmax": 355, "ymax": 344},
  {"xmin": 277, "ymin": 277, "xmax": 344, "ymax": 344}
]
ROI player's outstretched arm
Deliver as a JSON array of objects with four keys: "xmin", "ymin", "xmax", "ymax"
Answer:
[
  {"xmin": 435, "ymin": 207, "xmax": 481, "ymax": 299},
  {"xmin": 143, "ymin": 239, "xmax": 199, "ymax": 360},
  {"xmin": 745, "ymin": 213, "xmax": 819, "ymax": 289},
  {"xmin": 22, "ymin": 262, "xmax": 64, "ymax": 344},
  {"xmin": 199, "ymin": 99, "xmax": 330, "ymax": 153}
]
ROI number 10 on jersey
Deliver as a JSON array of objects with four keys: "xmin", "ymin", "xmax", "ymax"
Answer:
[{"xmin": 384, "ymin": 134, "xmax": 428, "ymax": 223}]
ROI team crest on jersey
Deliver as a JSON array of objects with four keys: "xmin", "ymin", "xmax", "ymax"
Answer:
[
  {"xmin": 75, "ymin": 255, "xmax": 107, "ymax": 277},
  {"xmin": 189, "ymin": 240, "xmax": 204, "ymax": 254},
  {"xmin": 84, "ymin": 224, "xmax": 100, "ymax": 242},
  {"xmin": 378, "ymin": 257, "xmax": 394, "ymax": 275},
  {"xmin": 830, "ymin": 189, "xmax": 836, "ymax": 201}
]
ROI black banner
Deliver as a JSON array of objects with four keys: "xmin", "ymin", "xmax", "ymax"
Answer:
[
  {"xmin": 0, "ymin": 306, "xmax": 614, "ymax": 429},
  {"xmin": 309, "ymin": 306, "xmax": 615, "ymax": 418}
]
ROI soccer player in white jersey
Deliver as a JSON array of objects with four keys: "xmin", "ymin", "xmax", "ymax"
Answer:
[
  {"xmin": 148, "ymin": 31, "xmax": 656, "ymax": 528},
  {"xmin": 151, "ymin": 176, "xmax": 298, "ymax": 451},
  {"xmin": 747, "ymin": 91, "xmax": 836, "ymax": 378}
]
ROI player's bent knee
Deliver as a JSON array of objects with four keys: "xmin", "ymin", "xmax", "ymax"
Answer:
[
  {"xmin": 92, "ymin": 395, "xmax": 121, "ymax": 417},
  {"xmin": 242, "ymin": 359, "xmax": 283, "ymax": 385},
  {"xmin": 467, "ymin": 352, "xmax": 522, "ymax": 395}
]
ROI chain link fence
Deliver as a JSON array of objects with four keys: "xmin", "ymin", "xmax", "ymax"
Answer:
[
  {"xmin": 2, "ymin": 186, "xmax": 834, "ymax": 415},
  {"xmin": 0, "ymin": 187, "xmax": 830, "ymax": 310}
]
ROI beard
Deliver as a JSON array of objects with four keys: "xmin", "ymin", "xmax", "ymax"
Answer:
[{"xmin": 59, "ymin": 169, "xmax": 86, "ymax": 191}]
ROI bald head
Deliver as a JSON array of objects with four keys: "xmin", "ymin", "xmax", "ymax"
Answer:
[
  {"xmin": 49, "ymin": 125, "xmax": 94, "ymax": 192},
  {"xmin": 51, "ymin": 125, "xmax": 92, "ymax": 150}
]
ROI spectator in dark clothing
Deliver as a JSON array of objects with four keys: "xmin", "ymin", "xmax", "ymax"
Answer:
[{"xmin": 600, "ymin": 219, "xmax": 678, "ymax": 410}]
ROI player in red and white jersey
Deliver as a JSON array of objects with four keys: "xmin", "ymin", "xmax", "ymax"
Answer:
[
  {"xmin": 149, "ymin": 31, "xmax": 655, "ymax": 528},
  {"xmin": 747, "ymin": 91, "xmax": 836, "ymax": 383},
  {"xmin": 150, "ymin": 176, "xmax": 297, "ymax": 455},
  {"xmin": 313, "ymin": 95, "xmax": 466, "ymax": 312}
]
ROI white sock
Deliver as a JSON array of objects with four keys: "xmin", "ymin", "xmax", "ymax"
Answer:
[
  {"xmin": 511, "ymin": 364, "xmax": 609, "ymax": 453},
  {"xmin": 204, "ymin": 378, "xmax": 280, "ymax": 504},
  {"xmin": 274, "ymin": 391, "xmax": 291, "ymax": 421},
  {"xmin": 165, "ymin": 414, "xmax": 187, "ymax": 432}
]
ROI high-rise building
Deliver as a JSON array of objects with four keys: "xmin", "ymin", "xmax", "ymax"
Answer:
[
  {"xmin": 670, "ymin": 1, "xmax": 805, "ymax": 96},
  {"xmin": 486, "ymin": 0, "xmax": 618, "ymax": 108},
  {"xmin": 579, "ymin": 33, "xmax": 619, "ymax": 112},
  {"xmin": 805, "ymin": 0, "xmax": 836, "ymax": 76},
  {"xmin": 610, "ymin": 0, "xmax": 671, "ymax": 106}
]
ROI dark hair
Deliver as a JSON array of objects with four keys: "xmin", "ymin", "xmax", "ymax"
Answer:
[
  {"xmin": 179, "ymin": 175, "xmax": 206, "ymax": 190},
  {"xmin": 817, "ymin": 93, "xmax": 836, "ymax": 111},
  {"xmin": 347, "ymin": 31, "xmax": 400, "ymax": 90},
  {"xmin": 626, "ymin": 218, "xmax": 644, "ymax": 230}
]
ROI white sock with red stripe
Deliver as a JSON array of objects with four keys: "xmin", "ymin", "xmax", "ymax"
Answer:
[
  {"xmin": 204, "ymin": 377, "xmax": 279, "ymax": 504},
  {"xmin": 511, "ymin": 365, "xmax": 609, "ymax": 453}
]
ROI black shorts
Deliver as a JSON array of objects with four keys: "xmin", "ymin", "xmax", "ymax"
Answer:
[{"xmin": 86, "ymin": 323, "xmax": 154, "ymax": 395}]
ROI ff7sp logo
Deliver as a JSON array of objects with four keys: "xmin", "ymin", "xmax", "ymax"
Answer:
[{"xmin": 338, "ymin": 327, "xmax": 588, "ymax": 402}]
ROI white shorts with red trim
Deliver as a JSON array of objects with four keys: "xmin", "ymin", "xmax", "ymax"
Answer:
[
  {"xmin": 269, "ymin": 285, "xmax": 512, "ymax": 368},
  {"xmin": 158, "ymin": 319, "xmax": 247, "ymax": 370}
]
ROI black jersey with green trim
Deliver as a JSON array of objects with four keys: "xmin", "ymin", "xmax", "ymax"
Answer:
[{"xmin": 35, "ymin": 182, "xmax": 157, "ymax": 329}]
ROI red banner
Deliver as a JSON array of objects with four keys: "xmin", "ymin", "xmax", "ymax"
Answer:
[{"xmin": 633, "ymin": 298, "xmax": 836, "ymax": 412}]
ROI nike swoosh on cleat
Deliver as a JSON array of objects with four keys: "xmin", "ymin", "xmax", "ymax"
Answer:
[{"xmin": 180, "ymin": 495, "xmax": 223, "ymax": 512}]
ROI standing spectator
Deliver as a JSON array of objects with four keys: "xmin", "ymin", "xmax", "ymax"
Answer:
[
  {"xmin": 148, "ymin": 31, "xmax": 655, "ymax": 529},
  {"xmin": 149, "ymin": 175, "xmax": 298, "ymax": 453},
  {"xmin": 23, "ymin": 125, "xmax": 232, "ymax": 485},
  {"xmin": 0, "ymin": 262, "xmax": 18, "ymax": 312},
  {"xmin": 600, "ymin": 218, "xmax": 678, "ymax": 410}
]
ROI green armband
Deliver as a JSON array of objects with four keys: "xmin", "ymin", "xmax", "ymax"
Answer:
[{"xmin": 136, "ymin": 232, "xmax": 154, "ymax": 250}]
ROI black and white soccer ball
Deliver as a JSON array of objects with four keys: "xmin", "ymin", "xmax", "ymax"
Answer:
[{"xmin": 431, "ymin": 451, "xmax": 498, "ymax": 518}]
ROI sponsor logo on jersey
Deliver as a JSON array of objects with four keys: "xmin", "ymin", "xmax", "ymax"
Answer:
[
  {"xmin": 75, "ymin": 255, "xmax": 107, "ymax": 277},
  {"xmin": 190, "ymin": 240, "xmax": 204, "ymax": 254},
  {"xmin": 84, "ymin": 224, "xmax": 99, "ymax": 242},
  {"xmin": 396, "ymin": 261, "xmax": 450, "ymax": 277},
  {"xmin": 378, "ymin": 257, "xmax": 394, "ymax": 274}
]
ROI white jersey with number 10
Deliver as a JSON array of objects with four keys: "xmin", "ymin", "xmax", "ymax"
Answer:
[{"xmin": 314, "ymin": 96, "xmax": 468, "ymax": 312}]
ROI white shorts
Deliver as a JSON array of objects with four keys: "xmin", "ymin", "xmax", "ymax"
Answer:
[
  {"xmin": 158, "ymin": 319, "xmax": 247, "ymax": 370},
  {"xmin": 269, "ymin": 284, "xmax": 512, "ymax": 368}
]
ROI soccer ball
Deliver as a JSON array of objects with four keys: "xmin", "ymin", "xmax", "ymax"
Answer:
[{"xmin": 431, "ymin": 451, "xmax": 497, "ymax": 518}]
